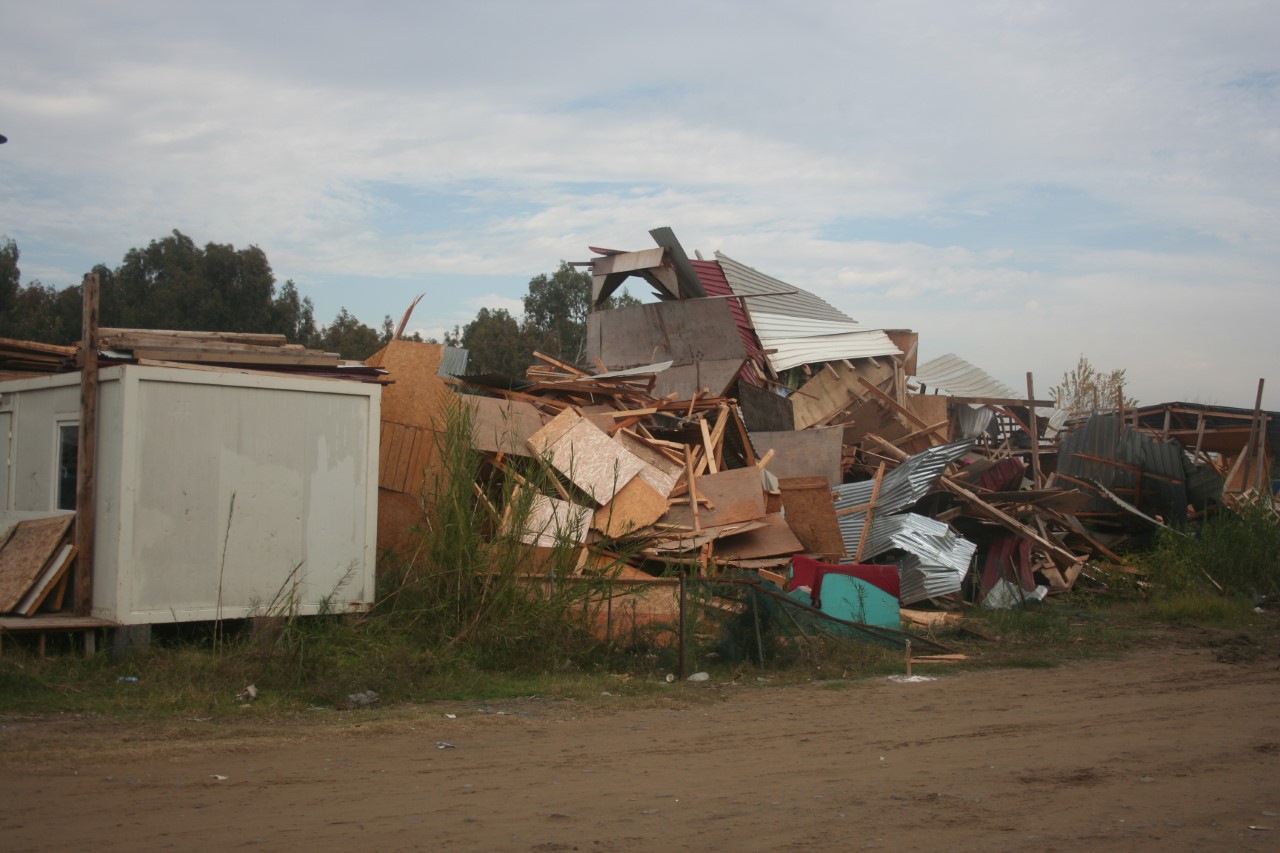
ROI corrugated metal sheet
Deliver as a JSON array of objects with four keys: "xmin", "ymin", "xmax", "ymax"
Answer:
[
  {"xmin": 1058, "ymin": 413, "xmax": 1192, "ymax": 522},
  {"xmin": 913, "ymin": 353, "xmax": 1019, "ymax": 399},
  {"xmin": 840, "ymin": 514, "xmax": 975, "ymax": 604},
  {"xmin": 913, "ymin": 352, "xmax": 1065, "ymax": 433},
  {"xmin": 712, "ymin": 253, "xmax": 901, "ymax": 373},
  {"xmin": 832, "ymin": 440, "xmax": 974, "ymax": 555},
  {"xmin": 715, "ymin": 253, "xmax": 854, "ymax": 322},
  {"xmin": 438, "ymin": 346, "xmax": 469, "ymax": 379},
  {"xmin": 692, "ymin": 259, "xmax": 763, "ymax": 386}
]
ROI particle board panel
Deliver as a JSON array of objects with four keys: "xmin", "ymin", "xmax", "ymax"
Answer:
[
  {"xmin": 15, "ymin": 543, "xmax": 76, "ymax": 616},
  {"xmin": 778, "ymin": 476, "xmax": 846, "ymax": 556},
  {"xmin": 750, "ymin": 427, "xmax": 843, "ymax": 485},
  {"xmin": 614, "ymin": 433, "xmax": 682, "ymax": 498},
  {"xmin": 514, "ymin": 494, "xmax": 591, "ymax": 548},
  {"xmin": 529, "ymin": 415, "xmax": 645, "ymax": 505},
  {"xmin": 0, "ymin": 515, "xmax": 74, "ymax": 613},
  {"xmin": 662, "ymin": 466, "xmax": 766, "ymax": 529},
  {"xmin": 366, "ymin": 339, "xmax": 451, "ymax": 430}
]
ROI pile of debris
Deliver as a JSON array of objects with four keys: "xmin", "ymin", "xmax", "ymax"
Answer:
[{"xmin": 0, "ymin": 514, "xmax": 76, "ymax": 618}]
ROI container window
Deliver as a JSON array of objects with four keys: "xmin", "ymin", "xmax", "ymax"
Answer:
[{"xmin": 57, "ymin": 423, "xmax": 78, "ymax": 510}]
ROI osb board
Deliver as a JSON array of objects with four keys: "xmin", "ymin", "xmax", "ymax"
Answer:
[
  {"xmin": 366, "ymin": 340, "xmax": 451, "ymax": 430},
  {"xmin": 0, "ymin": 514, "xmax": 74, "ymax": 613},
  {"xmin": 593, "ymin": 476, "xmax": 668, "ymax": 537},
  {"xmin": 15, "ymin": 543, "xmax": 75, "ymax": 616},
  {"xmin": 738, "ymin": 381, "xmax": 794, "ymax": 432},
  {"xmin": 653, "ymin": 358, "xmax": 745, "ymax": 401},
  {"xmin": 615, "ymin": 433, "xmax": 682, "ymax": 498},
  {"xmin": 376, "ymin": 488, "xmax": 426, "ymax": 558},
  {"xmin": 587, "ymin": 298, "xmax": 745, "ymax": 369},
  {"xmin": 530, "ymin": 415, "xmax": 645, "ymax": 505},
  {"xmin": 379, "ymin": 420, "xmax": 435, "ymax": 495},
  {"xmin": 589, "ymin": 582, "xmax": 679, "ymax": 641},
  {"xmin": 662, "ymin": 466, "xmax": 766, "ymax": 529},
  {"xmin": 778, "ymin": 476, "xmax": 845, "ymax": 556},
  {"xmin": 906, "ymin": 394, "xmax": 950, "ymax": 439},
  {"xmin": 750, "ymin": 427, "xmax": 843, "ymax": 485},
  {"xmin": 465, "ymin": 395, "xmax": 549, "ymax": 456},
  {"xmin": 713, "ymin": 512, "xmax": 804, "ymax": 560},
  {"xmin": 791, "ymin": 359, "xmax": 895, "ymax": 431},
  {"xmin": 514, "ymin": 494, "xmax": 591, "ymax": 547}
]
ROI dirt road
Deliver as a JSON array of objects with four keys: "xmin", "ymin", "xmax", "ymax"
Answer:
[{"xmin": 3, "ymin": 646, "xmax": 1279, "ymax": 851}]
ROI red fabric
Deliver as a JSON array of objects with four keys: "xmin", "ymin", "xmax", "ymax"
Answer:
[{"xmin": 790, "ymin": 554, "xmax": 902, "ymax": 602}]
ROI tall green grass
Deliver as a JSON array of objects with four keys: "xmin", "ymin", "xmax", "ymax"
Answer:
[{"xmin": 1135, "ymin": 494, "xmax": 1279, "ymax": 601}]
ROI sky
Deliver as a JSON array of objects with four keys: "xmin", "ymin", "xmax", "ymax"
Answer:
[{"xmin": 2, "ymin": 1, "xmax": 1277, "ymax": 409}]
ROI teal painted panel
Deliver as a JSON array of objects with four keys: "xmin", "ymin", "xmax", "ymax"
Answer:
[{"xmin": 817, "ymin": 574, "xmax": 899, "ymax": 628}]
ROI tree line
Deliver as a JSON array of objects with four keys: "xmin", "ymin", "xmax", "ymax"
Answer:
[{"xmin": 2, "ymin": 230, "xmax": 637, "ymax": 371}]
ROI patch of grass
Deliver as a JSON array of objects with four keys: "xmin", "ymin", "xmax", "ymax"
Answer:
[{"xmin": 1146, "ymin": 592, "xmax": 1257, "ymax": 626}]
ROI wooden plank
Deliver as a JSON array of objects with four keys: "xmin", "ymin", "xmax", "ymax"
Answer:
[
  {"xmin": 75, "ymin": 272, "xmax": 99, "ymax": 617},
  {"xmin": 0, "ymin": 516, "xmax": 75, "ymax": 612},
  {"xmin": 16, "ymin": 544, "xmax": 76, "ymax": 616},
  {"xmin": 778, "ymin": 476, "xmax": 845, "ymax": 556},
  {"xmin": 128, "ymin": 346, "xmax": 338, "ymax": 366},
  {"xmin": 854, "ymin": 463, "xmax": 885, "ymax": 563},
  {"xmin": 99, "ymin": 328, "xmax": 289, "ymax": 347}
]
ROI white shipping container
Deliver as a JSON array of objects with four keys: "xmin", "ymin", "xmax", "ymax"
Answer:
[{"xmin": 0, "ymin": 365, "xmax": 379, "ymax": 624}]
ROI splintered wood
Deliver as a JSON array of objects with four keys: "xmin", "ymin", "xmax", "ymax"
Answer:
[{"xmin": 459, "ymin": 353, "xmax": 804, "ymax": 578}]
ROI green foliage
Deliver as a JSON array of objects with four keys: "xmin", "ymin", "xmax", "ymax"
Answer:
[
  {"xmin": 458, "ymin": 307, "xmax": 533, "ymax": 375},
  {"xmin": 457, "ymin": 262, "xmax": 639, "ymax": 376},
  {"xmin": 1134, "ymin": 495, "xmax": 1280, "ymax": 601}
]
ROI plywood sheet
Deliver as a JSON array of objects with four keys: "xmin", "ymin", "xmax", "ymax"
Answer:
[
  {"xmin": 0, "ymin": 515, "xmax": 74, "ymax": 612},
  {"xmin": 792, "ymin": 359, "xmax": 895, "ymax": 430},
  {"xmin": 379, "ymin": 421, "xmax": 435, "ymax": 494},
  {"xmin": 738, "ymin": 381, "xmax": 794, "ymax": 432},
  {"xmin": 712, "ymin": 513, "xmax": 804, "ymax": 559},
  {"xmin": 587, "ymin": 298, "xmax": 745, "ymax": 370},
  {"xmin": 376, "ymin": 488, "xmax": 426, "ymax": 558},
  {"xmin": 465, "ymin": 396, "xmax": 549, "ymax": 456},
  {"xmin": 750, "ymin": 427, "xmax": 843, "ymax": 485},
  {"xmin": 662, "ymin": 466, "xmax": 766, "ymax": 529},
  {"xmin": 653, "ymin": 358, "xmax": 745, "ymax": 401},
  {"xmin": 778, "ymin": 476, "xmax": 845, "ymax": 556},
  {"xmin": 593, "ymin": 476, "xmax": 668, "ymax": 538}
]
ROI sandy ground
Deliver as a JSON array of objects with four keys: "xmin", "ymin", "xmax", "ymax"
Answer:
[{"xmin": 3, "ymin": 646, "xmax": 1279, "ymax": 852}]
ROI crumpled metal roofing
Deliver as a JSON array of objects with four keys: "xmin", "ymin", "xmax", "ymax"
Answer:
[
  {"xmin": 890, "ymin": 539, "xmax": 978, "ymax": 604},
  {"xmin": 714, "ymin": 253, "xmax": 901, "ymax": 373},
  {"xmin": 912, "ymin": 352, "xmax": 1066, "ymax": 434},
  {"xmin": 832, "ymin": 440, "xmax": 974, "ymax": 558},
  {"xmin": 913, "ymin": 353, "xmax": 1019, "ymax": 399}
]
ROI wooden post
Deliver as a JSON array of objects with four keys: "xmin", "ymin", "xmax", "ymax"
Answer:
[
  {"xmin": 678, "ymin": 571, "xmax": 687, "ymax": 681},
  {"xmin": 74, "ymin": 273, "xmax": 100, "ymax": 619},
  {"xmin": 1026, "ymin": 372, "xmax": 1042, "ymax": 488},
  {"xmin": 905, "ymin": 640, "xmax": 913, "ymax": 677},
  {"xmin": 1248, "ymin": 379, "xmax": 1266, "ymax": 492},
  {"xmin": 853, "ymin": 463, "xmax": 885, "ymax": 563}
]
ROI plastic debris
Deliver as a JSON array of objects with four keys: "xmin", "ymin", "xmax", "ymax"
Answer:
[{"xmin": 687, "ymin": 672, "xmax": 710, "ymax": 682}]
